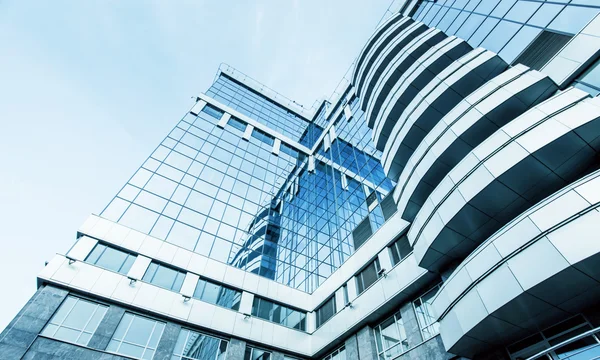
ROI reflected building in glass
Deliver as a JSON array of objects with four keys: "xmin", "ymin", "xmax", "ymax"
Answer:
[{"xmin": 5, "ymin": 1, "xmax": 600, "ymax": 359}]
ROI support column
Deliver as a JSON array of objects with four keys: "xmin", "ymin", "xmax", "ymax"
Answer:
[
  {"xmin": 356, "ymin": 325, "xmax": 378, "ymax": 360},
  {"xmin": 87, "ymin": 305, "xmax": 126, "ymax": 350},
  {"xmin": 345, "ymin": 333, "xmax": 360, "ymax": 360},
  {"xmin": 154, "ymin": 322, "xmax": 181, "ymax": 359},
  {"xmin": 272, "ymin": 351, "xmax": 285, "ymax": 360},
  {"xmin": 226, "ymin": 338, "xmax": 247, "ymax": 360},
  {"xmin": 400, "ymin": 301, "xmax": 423, "ymax": 348},
  {"xmin": 0, "ymin": 285, "xmax": 68, "ymax": 360}
]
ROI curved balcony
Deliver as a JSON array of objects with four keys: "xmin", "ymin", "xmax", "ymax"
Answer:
[
  {"xmin": 358, "ymin": 26, "xmax": 447, "ymax": 114},
  {"xmin": 355, "ymin": 21, "xmax": 428, "ymax": 102},
  {"xmin": 393, "ymin": 65, "xmax": 558, "ymax": 221},
  {"xmin": 408, "ymin": 89, "xmax": 600, "ymax": 272},
  {"xmin": 430, "ymin": 169, "xmax": 600, "ymax": 357},
  {"xmin": 380, "ymin": 49, "xmax": 508, "ymax": 181},
  {"xmin": 352, "ymin": 13, "xmax": 406, "ymax": 86},
  {"xmin": 367, "ymin": 35, "xmax": 472, "ymax": 136}
]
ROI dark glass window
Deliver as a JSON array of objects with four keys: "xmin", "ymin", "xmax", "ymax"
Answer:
[
  {"xmin": 85, "ymin": 243, "xmax": 136, "ymax": 275},
  {"xmin": 172, "ymin": 328, "xmax": 228, "ymax": 360},
  {"xmin": 316, "ymin": 296, "xmax": 336, "ymax": 329},
  {"xmin": 41, "ymin": 296, "xmax": 108, "ymax": 346},
  {"xmin": 244, "ymin": 346, "xmax": 271, "ymax": 360},
  {"xmin": 251, "ymin": 296, "xmax": 306, "ymax": 331},
  {"xmin": 142, "ymin": 262, "xmax": 186, "ymax": 292},
  {"xmin": 389, "ymin": 235, "xmax": 412, "ymax": 266},
  {"xmin": 202, "ymin": 104, "xmax": 224, "ymax": 119},
  {"xmin": 227, "ymin": 117, "xmax": 247, "ymax": 132},
  {"xmin": 193, "ymin": 278, "xmax": 242, "ymax": 310},
  {"xmin": 356, "ymin": 258, "xmax": 382, "ymax": 295}
]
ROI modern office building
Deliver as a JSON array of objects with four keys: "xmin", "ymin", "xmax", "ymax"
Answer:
[{"xmin": 4, "ymin": 0, "xmax": 600, "ymax": 359}]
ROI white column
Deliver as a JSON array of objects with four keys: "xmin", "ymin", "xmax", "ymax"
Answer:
[
  {"xmin": 243, "ymin": 124, "xmax": 254, "ymax": 141},
  {"xmin": 341, "ymin": 173, "xmax": 349, "ymax": 190},
  {"xmin": 324, "ymin": 133, "xmax": 331, "ymax": 151},
  {"xmin": 272, "ymin": 138, "xmax": 281, "ymax": 156},
  {"xmin": 190, "ymin": 99, "xmax": 207, "ymax": 115},
  {"xmin": 67, "ymin": 236, "xmax": 98, "ymax": 262},
  {"xmin": 127, "ymin": 255, "xmax": 151, "ymax": 281},
  {"xmin": 217, "ymin": 112, "xmax": 231, "ymax": 128},
  {"xmin": 239, "ymin": 291, "xmax": 254, "ymax": 315},
  {"xmin": 378, "ymin": 248, "xmax": 393, "ymax": 274},
  {"xmin": 308, "ymin": 156, "xmax": 315, "ymax": 172},
  {"xmin": 180, "ymin": 273, "xmax": 199, "ymax": 298}
]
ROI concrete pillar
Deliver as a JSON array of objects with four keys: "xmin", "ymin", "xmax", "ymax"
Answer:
[
  {"xmin": 345, "ymin": 333, "xmax": 360, "ymax": 360},
  {"xmin": 272, "ymin": 351, "xmax": 285, "ymax": 360},
  {"xmin": 226, "ymin": 338, "xmax": 247, "ymax": 360},
  {"xmin": 356, "ymin": 325, "xmax": 378, "ymax": 360},
  {"xmin": 88, "ymin": 305, "xmax": 126, "ymax": 350},
  {"xmin": 0, "ymin": 285, "xmax": 68, "ymax": 360},
  {"xmin": 400, "ymin": 301, "xmax": 423, "ymax": 348},
  {"xmin": 154, "ymin": 323, "xmax": 182, "ymax": 359}
]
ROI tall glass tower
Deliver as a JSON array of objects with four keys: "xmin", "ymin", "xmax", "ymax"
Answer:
[{"xmin": 5, "ymin": 1, "xmax": 600, "ymax": 360}]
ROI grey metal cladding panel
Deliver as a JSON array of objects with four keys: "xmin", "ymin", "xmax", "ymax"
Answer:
[
  {"xmin": 362, "ymin": 31, "xmax": 447, "ymax": 114},
  {"xmin": 384, "ymin": 53, "xmax": 509, "ymax": 181},
  {"xmin": 372, "ymin": 41, "xmax": 474, "ymax": 149},
  {"xmin": 399, "ymin": 74, "xmax": 558, "ymax": 222},
  {"xmin": 413, "ymin": 97, "xmax": 600, "ymax": 273},
  {"xmin": 364, "ymin": 31, "xmax": 449, "ymax": 128},
  {"xmin": 434, "ymin": 171, "xmax": 600, "ymax": 357},
  {"xmin": 353, "ymin": 14, "xmax": 407, "ymax": 85},
  {"xmin": 368, "ymin": 35, "xmax": 471, "ymax": 132},
  {"xmin": 357, "ymin": 23, "xmax": 428, "ymax": 96}
]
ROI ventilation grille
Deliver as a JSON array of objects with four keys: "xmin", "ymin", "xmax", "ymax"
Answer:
[
  {"xmin": 380, "ymin": 195, "xmax": 398, "ymax": 221},
  {"xmin": 513, "ymin": 30, "xmax": 573, "ymax": 70},
  {"xmin": 353, "ymin": 217, "xmax": 373, "ymax": 249}
]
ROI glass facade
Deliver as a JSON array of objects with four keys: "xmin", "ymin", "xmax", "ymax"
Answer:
[
  {"xmin": 412, "ymin": 0, "xmax": 600, "ymax": 64},
  {"xmin": 85, "ymin": 243, "xmax": 136, "ymax": 275},
  {"xmin": 107, "ymin": 313, "xmax": 165, "ymax": 359},
  {"xmin": 413, "ymin": 284, "xmax": 442, "ymax": 340},
  {"xmin": 41, "ymin": 296, "xmax": 107, "ymax": 346},
  {"xmin": 172, "ymin": 328, "xmax": 228, "ymax": 360},
  {"xmin": 374, "ymin": 311, "xmax": 408, "ymax": 360},
  {"xmin": 100, "ymin": 72, "xmax": 395, "ymax": 293}
]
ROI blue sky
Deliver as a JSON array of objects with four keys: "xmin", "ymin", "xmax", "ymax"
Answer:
[{"xmin": 0, "ymin": 0, "xmax": 392, "ymax": 329}]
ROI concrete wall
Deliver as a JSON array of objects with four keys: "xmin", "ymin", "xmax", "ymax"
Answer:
[{"xmin": 0, "ymin": 285, "xmax": 68, "ymax": 360}]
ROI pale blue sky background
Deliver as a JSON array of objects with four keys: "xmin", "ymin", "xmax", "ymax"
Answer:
[{"xmin": 0, "ymin": 1, "xmax": 392, "ymax": 329}]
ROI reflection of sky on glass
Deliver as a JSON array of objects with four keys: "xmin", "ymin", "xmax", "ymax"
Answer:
[{"xmin": 101, "ymin": 78, "xmax": 396, "ymax": 292}]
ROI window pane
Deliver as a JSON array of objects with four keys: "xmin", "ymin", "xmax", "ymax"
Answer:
[
  {"xmin": 125, "ymin": 316, "xmax": 155, "ymax": 345},
  {"xmin": 41, "ymin": 296, "xmax": 107, "ymax": 346},
  {"xmin": 110, "ymin": 313, "xmax": 165, "ymax": 359}
]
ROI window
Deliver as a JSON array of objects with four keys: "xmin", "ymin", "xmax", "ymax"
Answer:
[
  {"xmin": 107, "ymin": 313, "xmax": 165, "ymax": 359},
  {"xmin": 193, "ymin": 278, "xmax": 242, "ymax": 311},
  {"xmin": 244, "ymin": 346, "xmax": 271, "ymax": 360},
  {"xmin": 389, "ymin": 235, "xmax": 412, "ymax": 266},
  {"xmin": 41, "ymin": 296, "xmax": 107, "ymax": 346},
  {"xmin": 507, "ymin": 315, "xmax": 598, "ymax": 360},
  {"xmin": 227, "ymin": 117, "xmax": 247, "ymax": 132},
  {"xmin": 251, "ymin": 296, "xmax": 306, "ymax": 331},
  {"xmin": 202, "ymin": 104, "xmax": 224, "ymax": 119},
  {"xmin": 172, "ymin": 328, "xmax": 228, "ymax": 360},
  {"xmin": 316, "ymin": 296, "xmax": 336, "ymax": 329},
  {"xmin": 85, "ymin": 243, "xmax": 136, "ymax": 275},
  {"xmin": 355, "ymin": 258, "xmax": 382, "ymax": 295},
  {"xmin": 142, "ymin": 262, "xmax": 186, "ymax": 292},
  {"xmin": 513, "ymin": 30, "xmax": 572, "ymax": 70},
  {"xmin": 413, "ymin": 284, "xmax": 442, "ymax": 340},
  {"xmin": 374, "ymin": 311, "xmax": 408, "ymax": 359},
  {"xmin": 322, "ymin": 346, "xmax": 346, "ymax": 360}
]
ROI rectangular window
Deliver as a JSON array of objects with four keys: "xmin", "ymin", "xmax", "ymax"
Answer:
[
  {"xmin": 244, "ymin": 346, "xmax": 271, "ymax": 360},
  {"xmin": 193, "ymin": 278, "xmax": 242, "ymax": 311},
  {"xmin": 322, "ymin": 346, "xmax": 345, "ymax": 360},
  {"xmin": 316, "ymin": 296, "xmax": 336, "ymax": 329},
  {"xmin": 85, "ymin": 243, "xmax": 136, "ymax": 275},
  {"xmin": 355, "ymin": 258, "xmax": 382, "ymax": 295},
  {"xmin": 389, "ymin": 235, "xmax": 412, "ymax": 266},
  {"xmin": 202, "ymin": 104, "xmax": 224, "ymax": 119},
  {"xmin": 107, "ymin": 313, "xmax": 165, "ymax": 359},
  {"xmin": 251, "ymin": 296, "xmax": 306, "ymax": 331},
  {"xmin": 374, "ymin": 311, "xmax": 408, "ymax": 359},
  {"xmin": 41, "ymin": 296, "xmax": 108, "ymax": 346},
  {"xmin": 413, "ymin": 284, "xmax": 442, "ymax": 340},
  {"xmin": 227, "ymin": 117, "xmax": 247, "ymax": 132},
  {"xmin": 142, "ymin": 262, "xmax": 186, "ymax": 292},
  {"xmin": 172, "ymin": 328, "xmax": 228, "ymax": 360}
]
